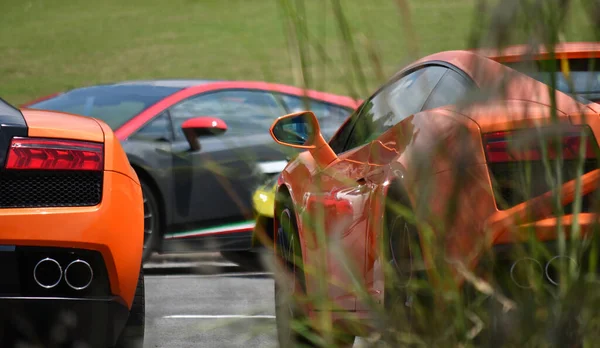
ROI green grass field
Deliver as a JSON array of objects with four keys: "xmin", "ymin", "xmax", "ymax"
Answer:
[{"xmin": 1, "ymin": 0, "xmax": 595, "ymax": 106}]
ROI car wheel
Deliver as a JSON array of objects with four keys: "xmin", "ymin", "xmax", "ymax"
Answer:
[
  {"xmin": 274, "ymin": 197, "xmax": 311, "ymax": 347},
  {"xmin": 114, "ymin": 267, "xmax": 145, "ymax": 348},
  {"xmin": 273, "ymin": 196, "xmax": 355, "ymax": 347},
  {"xmin": 383, "ymin": 189, "xmax": 430, "ymax": 339},
  {"xmin": 141, "ymin": 180, "xmax": 161, "ymax": 263}
]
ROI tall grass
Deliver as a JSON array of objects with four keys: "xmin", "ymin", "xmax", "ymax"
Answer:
[{"xmin": 270, "ymin": 0, "xmax": 600, "ymax": 347}]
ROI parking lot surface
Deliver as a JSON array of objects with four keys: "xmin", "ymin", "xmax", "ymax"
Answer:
[
  {"xmin": 143, "ymin": 254, "xmax": 369, "ymax": 348},
  {"xmin": 144, "ymin": 255, "xmax": 276, "ymax": 348}
]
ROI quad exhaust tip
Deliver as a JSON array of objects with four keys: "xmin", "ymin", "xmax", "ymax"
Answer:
[
  {"xmin": 65, "ymin": 259, "xmax": 93, "ymax": 290},
  {"xmin": 545, "ymin": 255, "xmax": 577, "ymax": 286},
  {"xmin": 34, "ymin": 258, "xmax": 93, "ymax": 290},
  {"xmin": 33, "ymin": 258, "xmax": 63, "ymax": 289},
  {"xmin": 509, "ymin": 257, "xmax": 543, "ymax": 289},
  {"xmin": 509, "ymin": 255, "xmax": 578, "ymax": 287}
]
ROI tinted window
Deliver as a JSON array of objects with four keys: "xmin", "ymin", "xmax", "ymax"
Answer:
[
  {"xmin": 328, "ymin": 112, "xmax": 359, "ymax": 154},
  {"xmin": 169, "ymin": 90, "xmax": 287, "ymax": 140},
  {"xmin": 421, "ymin": 70, "xmax": 472, "ymax": 110},
  {"xmin": 278, "ymin": 94, "xmax": 353, "ymax": 130},
  {"xmin": 27, "ymin": 85, "xmax": 182, "ymax": 130},
  {"xmin": 342, "ymin": 66, "xmax": 447, "ymax": 151},
  {"xmin": 130, "ymin": 112, "xmax": 172, "ymax": 141}
]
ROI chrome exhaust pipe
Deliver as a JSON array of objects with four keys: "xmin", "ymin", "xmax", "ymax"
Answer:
[
  {"xmin": 65, "ymin": 259, "xmax": 93, "ymax": 290},
  {"xmin": 545, "ymin": 255, "xmax": 577, "ymax": 286},
  {"xmin": 33, "ymin": 258, "xmax": 63, "ymax": 289},
  {"xmin": 510, "ymin": 257, "xmax": 543, "ymax": 289}
]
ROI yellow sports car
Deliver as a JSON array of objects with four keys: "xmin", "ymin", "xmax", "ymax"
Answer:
[{"xmin": 251, "ymin": 175, "xmax": 278, "ymax": 250}]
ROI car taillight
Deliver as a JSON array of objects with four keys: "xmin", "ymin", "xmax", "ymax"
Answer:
[
  {"xmin": 483, "ymin": 128, "xmax": 597, "ymax": 163},
  {"xmin": 5, "ymin": 137, "xmax": 103, "ymax": 171}
]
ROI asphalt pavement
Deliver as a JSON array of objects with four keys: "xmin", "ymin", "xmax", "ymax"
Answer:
[
  {"xmin": 144, "ymin": 254, "xmax": 277, "ymax": 348},
  {"xmin": 143, "ymin": 253, "xmax": 368, "ymax": 348}
]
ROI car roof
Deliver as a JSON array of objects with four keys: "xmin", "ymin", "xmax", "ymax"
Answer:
[
  {"xmin": 111, "ymin": 79, "xmax": 223, "ymax": 88},
  {"xmin": 21, "ymin": 79, "xmax": 362, "ymax": 114},
  {"xmin": 474, "ymin": 41, "xmax": 600, "ymax": 62},
  {"xmin": 396, "ymin": 46, "xmax": 599, "ymax": 88},
  {"xmin": 404, "ymin": 49, "xmax": 597, "ymax": 114}
]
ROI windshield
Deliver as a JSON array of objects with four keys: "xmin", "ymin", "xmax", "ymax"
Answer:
[{"xmin": 28, "ymin": 84, "xmax": 182, "ymax": 129}]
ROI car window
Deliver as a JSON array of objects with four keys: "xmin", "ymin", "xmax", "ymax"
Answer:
[
  {"xmin": 27, "ymin": 85, "xmax": 181, "ymax": 130},
  {"xmin": 505, "ymin": 58, "xmax": 600, "ymax": 104},
  {"xmin": 130, "ymin": 111, "xmax": 172, "ymax": 142},
  {"xmin": 421, "ymin": 70, "xmax": 473, "ymax": 110},
  {"xmin": 169, "ymin": 90, "xmax": 287, "ymax": 140},
  {"xmin": 328, "ymin": 107, "xmax": 362, "ymax": 154},
  {"xmin": 277, "ymin": 94, "xmax": 353, "ymax": 129},
  {"xmin": 341, "ymin": 66, "xmax": 447, "ymax": 152}
]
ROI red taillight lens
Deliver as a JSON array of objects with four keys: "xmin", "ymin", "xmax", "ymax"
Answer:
[
  {"xmin": 5, "ymin": 137, "xmax": 104, "ymax": 171},
  {"xmin": 483, "ymin": 128, "xmax": 597, "ymax": 163}
]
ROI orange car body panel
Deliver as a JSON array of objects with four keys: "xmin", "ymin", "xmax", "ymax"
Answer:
[
  {"xmin": 477, "ymin": 41, "xmax": 600, "ymax": 62},
  {"xmin": 0, "ymin": 109, "xmax": 143, "ymax": 309},
  {"xmin": 21, "ymin": 109, "xmax": 104, "ymax": 143},
  {"xmin": 275, "ymin": 44, "xmax": 600, "ymax": 321}
]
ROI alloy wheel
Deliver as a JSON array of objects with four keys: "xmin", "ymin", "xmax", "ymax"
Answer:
[{"xmin": 142, "ymin": 190, "xmax": 155, "ymax": 251}]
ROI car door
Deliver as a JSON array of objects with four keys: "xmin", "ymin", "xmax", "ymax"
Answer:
[
  {"xmin": 122, "ymin": 110, "xmax": 176, "ymax": 213},
  {"xmin": 302, "ymin": 65, "xmax": 449, "ymax": 311},
  {"xmin": 358, "ymin": 67, "xmax": 476, "ymax": 310},
  {"xmin": 166, "ymin": 89, "xmax": 289, "ymax": 232}
]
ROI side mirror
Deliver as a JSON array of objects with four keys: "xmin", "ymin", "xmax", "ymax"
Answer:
[
  {"xmin": 270, "ymin": 111, "xmax": 337, "ymax": 168},
  {"xmin": 181, "ymin": 116, "xmax": 227, "ymax": 151}
]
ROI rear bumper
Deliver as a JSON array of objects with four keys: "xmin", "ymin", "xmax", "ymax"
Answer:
[
  {"xmin": 485, "ymin": 169, "xmax": 600, "ymax": 244},
  {"xmin": 493, "ymin": 213, "xmax": 600, "ymax": 244},
  {"xmin": 0, "ymin": 296, "xmax": 129, "ymax": 348},
  {"xmin": 427, "ymin": 165, "xmax": 600, "ymax": 281},
  {"xmin": 0, "ymin": 170, "xmax": 144, "ymax": 308}
]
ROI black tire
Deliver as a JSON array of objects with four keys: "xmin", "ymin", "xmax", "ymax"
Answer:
[
  {"xmin": 274, "ymin": 196, "xmax": 355, "ymax": 348},
  {"xmin": 114, "ymin": 268, "xmax": 145, "ymax": 348},
  {"xmin": 274, "ymin": 196, "xmax": 312, "ymax": 347},
  {"xmin": 383, "ymin": 188, "xmax": 431, "ymax": 339},
  {"xmin": 141, "ymin": 180, "xmax": 161, "ymax": 263}
]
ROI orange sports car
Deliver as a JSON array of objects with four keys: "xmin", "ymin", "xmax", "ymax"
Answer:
[
  {"xmin": 269, "ymin": 43, "xmax": 600, "ymax": 345},
  {"xmin": 0, "ymin": 98, "xmax": 144, "ymax": 347}
]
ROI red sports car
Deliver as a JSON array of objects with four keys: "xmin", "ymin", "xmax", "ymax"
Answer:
[{"xmin": 269, "ymin": 45, "xmax": 600, "ymax": 346}]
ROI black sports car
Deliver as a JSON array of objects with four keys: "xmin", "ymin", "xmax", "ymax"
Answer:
[{"xmin": 24, "ymin": 79, "xmax": 359, "ymax": 262}]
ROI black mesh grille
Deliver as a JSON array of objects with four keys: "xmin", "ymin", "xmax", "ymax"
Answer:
[
  {"xmin": 490, "ymin": 159, "xmax": 600, "ymax": 210},
  {"xmin": 0, "ymin": 170, "xmax": 102, "ymax": 208}
]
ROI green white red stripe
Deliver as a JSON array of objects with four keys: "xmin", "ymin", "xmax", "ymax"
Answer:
[{"xmin": 164, "ymin": 220, "xmax": 256, "ymax": 239}]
